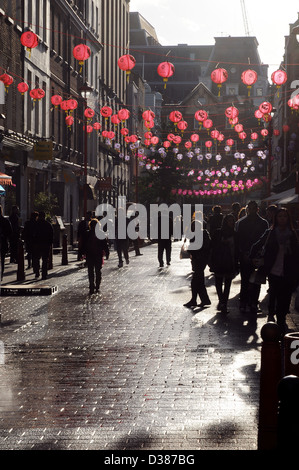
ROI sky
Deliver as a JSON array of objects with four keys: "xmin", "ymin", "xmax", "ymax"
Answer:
[{"xmin": 129, "ymin": 0, "xmax": 299, "ymax": 75}]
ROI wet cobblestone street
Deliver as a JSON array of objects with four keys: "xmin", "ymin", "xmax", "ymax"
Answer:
[{"xmin": 0, "ymin": 241, "xmax": 297, "ymax": 451}]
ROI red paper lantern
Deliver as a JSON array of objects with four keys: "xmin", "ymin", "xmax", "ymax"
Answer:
[
  {"xmin": 185, "ymin": 141, "xmax": 192, "ymax": 149},
  {"xmin": 142, "ymin": 110, "xmax": 155, "ymax": 121},
  {"xmin": 271, "ymin": 69, "xmax": 287, "ymax": 96},
  {"xmin": 241, "ymin": 69, "xmax": 258, "ymax": 96},
  {"xmin": 225, "ymin": 106, "xmax": 239, "ymax": 120},
  {"xmin": 217, "ymin": 133, "xmax": 224, "ymax": 142},
  {"xmin": 101, "ymin": 106, "xmax": 113, "ymax": 118},
  {"xmin": 0, "ymin": 73, "xmax": 13, "ymax": 92},
  {"xmin": 102, "ymin": 130, "xmax": 109, "ymax": 138},
  {"xmin": 250, "ymin": 132, "xmax": 258, "ymax": 141},
  {"xmin": 239, "ymin": 132, "xmax": 247, "ymax": 141},
  {"xmin": 144, "ymin": 120, "xmax": 154, "ymax": 129},
  {"xmin": 121, "ymin": 128, "xmax": 129, "ymax": 136},
  {"xmin": 17, "ymin": 82, "xmax": 29, "ymax": 95},
  {"xmin": 211, "ymin": 130, "xmax": 220, "ymax": 140},
  {"xmin": 235, "ymin": 123, "xmax": 243, "ymax": 133},
  {"xmin": 151, "ymin": 136, "xmax": 159, "ymax": 145},
  {"xmin": 211, "ymin": 68, "xmax": 228, "ymax": 95},
  {"xmin": 163, "ymin": 141, "xmax": 171, "ymax": 148},
  {"xmin": 273, "ymin": 129, "xmax": 280, "ymax": 136},
  {"xmin": 190, "ymin": 134, "xmax": 199, "ymax": 143},
  {"xmin": 60, "ymin": 100, "xmax": 70, "ymax": 113},
  {"xmin": 157, "ymin": 62, "xmax": 175, "ymax": 88},
  {"xmin": 29, "ymin": 88, "xmax": 45, "ymax": 101},
  {"xmin": 111, "ymin": 114, "xmax": 121, "ymax": 126},
  {"xmin": 107, "ymin": 131, "xmax": 115, "ymax": 140},
  {"xmin": 172, "ymin": 136, "xmax": 182, "ymax": 145},
  {"xmin": 117, "ymin": 108, "xmax": 130, "ymax": 121},
  {"xmin": 226, "ymin": 139, "xmax": 234, "ymax": 147},
  {"xmin": 194, "ymin": 110, "xmax": 208, "ymax": 126},
  {"xmin": 86, "ymin": 125, "xmax": 93, "ymax": 134},
  {"xmin": 260, "ymin": 129, "xmax": 268, "ymax": 138},
  {"xmin": 51, "ymin": 94, "xmax": 63, "ymax": 108},
  {"xmin": 254, "ymin": 109, "xmax": 264, "ymax": 123},
  {"xmin": 177, "ymin": 120, "xmax": 188, "ymax": 132},
  {"xmin": 93, "ymin": 122, "xmax": 101, "ymax": 131},
  {"xmin": 73, "ymin": 44, "xmax": 91, "ymax": 71},
  {"xmin": 117, "ymin": 54, "xmax": 136, "ymax": 81},
  {"xmin": 84, "ymin": 108, "xmax": 95, "ymax": 120},
  {"xmin": 169, "ymin": 111, "xmax": 182, "ymax": 124},
  {"xmin": 67, "ymin": 99, "xmax": 78, "ymax": 113},
  {"xmin": 205, "ymin": 140, "xmax": 213, "ymax": 148},
  {"xmin": 167, "ymin": 133, "xmax": 175, "ymax": 141},
  {"xmin": 65, "ymin": 115, "xmax": 74, "ymax": 128},
  {"xmin": 203, "ymin": 119, "xmax": 213, "ymax": 132},
  {"xmin": 20, "ymin": 31, "xmax": 38, "ymax": 56},
  {"xmin": 282, "ymin": 125, "xmax": 289, "ymax": 133},
  {"xmin": 259, "ymin": 101, "xmax": 273, "ymax": 121}
]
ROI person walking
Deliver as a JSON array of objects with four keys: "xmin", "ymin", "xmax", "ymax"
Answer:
[
  {"xmin": 184, "ymin": 220, "xmax": 211, "ymax": 308},
  {"xmin": 9, "ymin": 205, "xmax": 21, "ymax": 263},
  {"xmin": 22, "ymin": 211, "xmax": 38, "ymax": 269},
  {"xmin": 32, "ymin": 211, "xmax": 53, "ymax": 280},
  {"xmin": 77, "ymin": 211, "xmax": 92, "ymax": 261},
  {"xmin": 209, "ymin": 214, "xmax": 238, "ymax": 314},
  {"xmin": 251, "ymin": 208, "xmax": 299, "ymax": 332},
  {"xmin": 114, "ymin": 209, "xmax": 130, "ymax": 268},
  {"xmin": 157, "ymin": 210, "xmax": 173, "ymax": 267},
  {"xmin": 83, "ymin": 218, "xmax": 109, "ymax": 294},
  {"xmin": 235, "ymin": 200, "xmax": 269, "ymax": 314},
  {"xmin": 208, "ymin": 205, "xmax": 223, "ymax": 239},
  {"xmin": 0, "ymin": 205, "xmax": 12, "ymax": 281}
]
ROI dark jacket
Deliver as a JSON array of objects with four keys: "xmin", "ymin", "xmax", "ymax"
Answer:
[
  {"xmin": 34, "ymin": 219, "xmax": 54, "ymax": 247},
  {"xmin": 209, "ymin": 228, "xmax": 238, "ymax": 276},
  {"xmin": 188, "ymin": 229, "xmax": 211, "ymax": 271},
  {"xmin": 250, "ymin": 228, "xmax": 299, "ymax": 286},
  {"xmin": 84, "ymin": 230, "xmax": 109, "ymax": 262},
  {"xmin": 235, "ymin": 213, "xmax": 269, "ymax": 255}
]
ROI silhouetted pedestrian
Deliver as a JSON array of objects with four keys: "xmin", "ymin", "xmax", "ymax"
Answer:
[
  {"xmin": 184, "ymin": 220, "xmax": 211, "ymax": 308},
  {"xmin": 115, "ymin": 208, "xmax": 130, "ymax": 268},
  {"xmin": 235, "ymin": 200, "xmax": 268, "ymax": 313},
  {"xmin": 77, "ymin": 211, "xmax": 92, "ymax": 261},
  {"xmin": 0, "ymin": 205, "xmax": 12, "ymax": 281},
  {"xmin": 23, "ymin": 211, "xmax": 38, "ymax": 269},
  {"xmin": 32, "ymin": 211, "xmax": 53, "ymax": 280},
  {"xmin": 251, "ymin": 208, "xmax": 299, "ymax": 332},
  {"xmin": 83, "ymin": 218, "xmax": 109, "ymax": 294},
  {"xmin": 209, "ymin": 214, "xmax": 238, "ymax": 313},
  {"xmin": 208, "ymin": 205, "xmax": 223, "ymax": 238},
  {"xmin": 157, "ymin": 210, "xmax": 173, "ymax": 267}
]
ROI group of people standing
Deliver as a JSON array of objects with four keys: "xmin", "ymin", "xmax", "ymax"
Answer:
[
  {"xmin": 183, "ymin": 201, "xmax": 299, "ymax": 332},
  {"xmin": 0, "ymin": 206, "xmax": 53, "ymax": 281}
]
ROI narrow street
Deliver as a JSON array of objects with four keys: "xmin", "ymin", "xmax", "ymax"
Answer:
[{"xmin": 0, "ymin": 241, "xmax": 282, "ymax": 451}]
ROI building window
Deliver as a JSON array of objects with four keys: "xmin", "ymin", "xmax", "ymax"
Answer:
[{"xmin": 256, "ymin": 87, "xmax": 263, "ymax": 96}]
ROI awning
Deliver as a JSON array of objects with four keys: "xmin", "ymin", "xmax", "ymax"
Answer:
[
  {"xmin": 0, "ymin": 184, "xmax": 6, "ymax": 196},
  {"xmin": 0, "ymin": 172, "xmax": 12, "ymax": 185},
  {"xmin": 263, "ymin": 188, "xmax": 295, "ymax": 202},
  {"xmin": 279, "ymin": 194, "xmax": 299, "ymax": 204}
]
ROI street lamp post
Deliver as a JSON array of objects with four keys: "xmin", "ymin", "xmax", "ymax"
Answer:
[{"xmin": 79, "ymin": 83, "xmax": 92, "ymax": 217}]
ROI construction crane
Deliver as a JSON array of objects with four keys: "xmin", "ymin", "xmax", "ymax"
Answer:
[{"xmin": 240, "ymin": 0, "xmax": 250, "ymax": 36}]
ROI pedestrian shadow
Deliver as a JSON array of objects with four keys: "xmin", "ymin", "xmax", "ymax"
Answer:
[{"xmin": 110, "ymin": 429, "xmax": 155, "ymax": 450}]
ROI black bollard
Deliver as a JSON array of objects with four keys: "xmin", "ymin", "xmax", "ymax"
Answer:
[
  {"xmin": 258, "ymin": 322, "xmax": 282, "ymax": 450},
  {"xmin": 17, "ymin": 239, "xmax": 25, "ymax": 281},
  {"xmin": 277, "ymin": 375, "xmax": 299, "ymax": 450},
  {"xmin": 62, "ymin": 234, "xmax": 68, "ymax": 265}
]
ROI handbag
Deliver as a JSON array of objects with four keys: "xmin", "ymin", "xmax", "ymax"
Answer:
[
  {"xmin": 180, "ymin": 240, "xmax": 190, "ymax": 259},
  {"xmin": 251, "ymin": 230, "xmax": 272, "ymax": 268}
]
